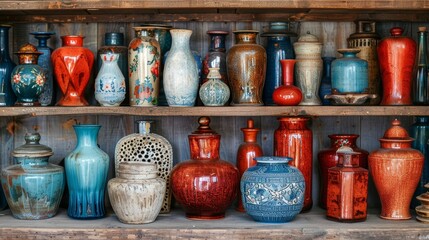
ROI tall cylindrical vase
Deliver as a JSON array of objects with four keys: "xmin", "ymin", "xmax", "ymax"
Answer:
[
  {"xmin": 319, "ymin": 57, "xmax": 335, "ymax": 105},
  {"xmin": 412, "ymin": 27, "xmax": 429, "ymax": 105},
  {"xmin": 0, "ymin": 25, "xmax": 17, "ymax": 106},
  {"xmin": 163, "ymin": 29, "xmax": 199, "ymax": 106},
  {"xmin": 65, "ymin": 125, "xmax": 109, "ymax": 219}
]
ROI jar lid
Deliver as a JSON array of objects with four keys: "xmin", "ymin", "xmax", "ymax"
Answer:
[
  {"xmin": 15, "ymin": 43, "xmax": 42, "ymax": 55},
  {"xmin": 190, "ymin": 116, "xmax": 218, "ymax": 135},
  {"xmin": 297, "ymin": 31, "xmax": 320, "ymax": 43},
  {"xmin": 12, "ymin": 132, "xmax": 53, "ymax": 158},
  {"xmin": 381, "ymin": 119, "xmax": 413, "ymax": 141}
]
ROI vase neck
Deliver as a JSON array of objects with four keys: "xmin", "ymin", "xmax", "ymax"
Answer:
[
  {"xmin": 61, "ymin": 36, "xmax": 84, "ymax": 47},
  {"xmin": 34, "ymin": 36, "xmax": 50, "ymax": 48},
  {"xmin": 105, "ymin": 32, "xmax": 124, "ymax": 46},
  {"xmin": 18, "ymin": 157, "xmax": 49, "ymax": 166},
  {"xmin": 322, "ymin": 57, "xmax": 335, "ymax": 83},
  {"xmin": 0, "ymin": 26, "xmax": 11, "ymax": 58},
  {"xmin": 278, "ymin": 117, "xmax": 309, "ymax": 130},
  {"xmin": 100, "ymin": 53, "xmax": 119, "ymax": 64},
  {"xmin": 380, "ymin": 140, "xmax": 412, "ymax": 149},
  {"xmin": 415, "ymin": 116, "xmax": 429, "ymax": 124},
  {"xmin": 137, "ymin": 120, "xmax": 152, "ymax": 134},
  {"xmin": 234, "ymin": 32, "xmax": 258, "ymax": 44},
  {"xmin": 341, "ymin": 52, "xmax": 358, "ymax": 58},
  {"xmin": 170, "ymin": 29, "xmax": 192, "ymax": 51},
  {"xmin": 209, "ymin": 34, "xmax": 226, "ymax": 52},
  {"xmin": 329, "ymin": 134, "xmax": 358, "ymax": 148},
  {"xmin": 280, "ymin": 59, "xmax": 296, "ymax": 86},
  {"xmin": 188, "ymin": 136, "xmax": 220, "ymax": 161},
  {"xmin": 74, "ymin": 125, "xmax": 100, "ymax": 148},
  {"xmin": 417, "ymin": 29, "xmax": 428, "ymax": 66}
]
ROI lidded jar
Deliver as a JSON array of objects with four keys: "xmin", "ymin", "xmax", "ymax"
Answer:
[
  {"xmin": 1, "ymin": 132, "xmax": 65, "ymax": 220},
  {"xmin": 171, "ymin": 116, "xmax": 239, "ymax": 220}
]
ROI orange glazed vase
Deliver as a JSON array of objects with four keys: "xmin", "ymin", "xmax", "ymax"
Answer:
[
  {"xmin": 369, "ymin": 119, "xmax": 424, "ymax": 220},
  {"xmin": 51, "ymin": 35, "xmax": 94, "ymax": 106}
]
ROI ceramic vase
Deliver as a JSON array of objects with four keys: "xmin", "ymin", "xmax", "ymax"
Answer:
[
  {"xmin": 272, "ymin": 59, "xmax": 302, "ymax": 106},
  {"xmin": 171, "ymin": 117, "xmax": 239, "ymax": 219},
  {"xmin": 416, "ymin": 183, "xmax": 429, "ymax": 223},
  {"xmin": 226, "ymin": 30, "xmax": 267, "ymax": 105},
  {"xmin": 65, "ymin": 124, "xmax": 109, "ymax": 219},
  {"xmin": 163, "ymin": 29, "xmax": 199, "ymax": 106},
  {"xmin": 236, "ymin": 119, "xmax": 263, "ymax": 212},
  {"xmin": 0, "ymin": 24, "xmax": 16, "ymax": 106},
  {"xmin": 368, "ymin": 119, "xmax": 424, "ymax": 220},
  {"xmin": 95, "ymin": 53, "xmax": 126, "ymax": 106},
  {"xmin": 199, "ymin": 67, "xmax": 230, "ymax": 106},
  {"xmin": 261, "ymin": 22, "xmax": 296, "ymax": 105},
  {"xmin": 412, "ymin": 27, "xmax": 429, "ymax": 105},
  {"xmin": 11, "ymin": 43, "xmax": 45, "ymax": 106},
  {"xmin": 51, "ymin": 35, "xmax": 94, "ymax": 106},
  {"xmin": 274, "ymin": 117, "xmax": 313, "ymax": 212},
  {"xmin": 241, "ymin": 156, "xmax": 305, "ymax": 223},
  {"xmin": 1, "ymin": 132, "xmax": 64, "ymax": 219},
  {"xmin": 377, "ymin": 27, "xmax": 416, "ymax": 105},
  {"xmin": 317, "ymin": 134, "xmax": 368, "ymax": 209},
  {"xmin": 108, "ymin": 162, "xmax": 166, "ymax": 224},
  {"xmin": 202, "ymin": 30, "xmax": 229, "ymax": 85}
]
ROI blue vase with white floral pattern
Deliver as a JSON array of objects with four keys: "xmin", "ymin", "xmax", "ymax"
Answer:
[{"xmin": 95, "ymin": 53, "xmax": 126, "ymax": 106}]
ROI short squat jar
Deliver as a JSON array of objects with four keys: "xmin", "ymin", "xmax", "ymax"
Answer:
[{"xmin": 108, "ymin": 162, "xmax": 166, "ymax": 224}]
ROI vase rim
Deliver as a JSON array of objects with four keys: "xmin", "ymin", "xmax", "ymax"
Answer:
[
  {"xmin": 207, "ymin": 30, "xmax": 229, "ymax": 35},
  {"xmin": 254, "ymin": 156, "xmax": 292, "ymax": 163},
  {"xmin": 0, "ymin": 24, "xmax": 12, "ymax": 28},
  {"xmin": 134, "ymin": 26, "xmax": 171, "ymax": 30},
  {"xmin": 337, "ymin": 48, "xmax": 361, "ymax": 54},
  {"xmin": 233, "ymin": 30, "xmax": 259, "ymax": 34},
  {"xmin": 139, "ymin": 23, "xmax": 173, "ymax": 29},
  {"xmin": 328, "ymin": 134, "xmax": 359, "ymax": 138},
  {"xmin": 30, "ymin": 32, "xmax": 55, "ymax": 36},
  {"xmin": 170, "ymin": 29, "xmax": 193, "ymax": 33},
  {"xmin": 73, "ymin": 124, "xmax": 101, "ymax": 128},
  {"xmin": 277, "ymin": 116, "xmax": 310, "ymax": 121},
  {"xmin": 61, "ymin": 35, "xmax": 85, "ymax": 39}
]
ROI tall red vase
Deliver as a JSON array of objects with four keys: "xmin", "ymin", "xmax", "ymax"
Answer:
[
  {"xmin": 274, "ymin": 117, "xmax": 313, "ymax": 212},
  {"xmin": 272, "ymin": 59, "xmax": 302, "ymax": 106},
  {"xmin": 318, "ymin": 134, "xmax": 368, "ymax": 209},
  {"xmin": 377, "ymin": 27, "xmax": 416, "ymax": 105},
  {"xmin": 235, "ymin": 119, "xmax": 263, "ymax": 212},
  {"xmin": 171, "ymin": 117, "xmax": 239, "ymax": 220},
  {"xmin": 51, "ymin": 35, "xmax": 94, "ymax": 106}
]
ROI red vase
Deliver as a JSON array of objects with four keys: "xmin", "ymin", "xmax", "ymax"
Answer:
[
  {"xmin": 274, "ymin": 117, "xmax": 313, "ymax": 212},
  {"xmin": 51, "ymin": 35, "xmax": 94, "ymax": 106},
  {"xmin": 235, "ymin": 118, "xmax": 263, "ymax": 212},
  {"xmin": 377, "ymin": 27, "xmax": 416, "ymax": 105},
  {"xmin": 369, "ymin": 119, "xmax": 424, "ymax": 220},
  {"xmin": 171, "ymin": 117, "xmax": 239, "ymax": 220},
  {"xmin": 272, "ymin": 59, "xmax": 302, "ymax": 106},
  {"xmin": 317, "ymin": 134, "xmax": 368, "ymax": 209}
]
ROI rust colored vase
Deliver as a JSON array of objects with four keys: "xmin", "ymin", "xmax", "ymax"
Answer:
[
  {"xmin": 51, "ymin": 35, "xmax": 94, "ymax": 106},
  {"xmin": 326, "ymin": 147, "xmax": 368, "ymax": 222},
  {"xmin": 377, "ymin": 27, "xmax": 416, "ymax": 105},
  {"xmin": 318, "ymin": 134, "xmax": 368, "ymax": 209},
  {"xmin": 369, "ymin": 119, "xmax": 424, "ymax": 220},
  {"xmin": 236, "ymin": 118, "xmax": 263, "ymax": 212},
  {"xmin": 171, "ymin": 117, "xmax": 239, "ymax": 220},
  {"xmin": 274, "ymin": 117, "xmax": 313, "ymax": 212},
  {"xmin": 272, "ymin": 59, "xmax": 302, "ymax": 106}
]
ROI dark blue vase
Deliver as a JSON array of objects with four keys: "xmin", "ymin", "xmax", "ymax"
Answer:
[
  {"xmin": 331, "ymin": 48, "xmax": 368, "ymax": 93},
  {"xmin": 65, "ymin": 125, "xmax": 109, "ymax": 219},
  {"xmin": 0, "ymin": 25, "xmax": 16, "ymax": 106},
  {"xmin": 412, "ymin": 27, "xmax": 429, "ymax": 105},
  {"xmin": 319, "ymin": 57, "xmax": 335, "ymax": 105},
  {"xmin": 410, "ymin": 117, "xmax": 429, "ymax": 209},
  {"xmin": 261, "ymin": 22, "xmax": 296, "ymax": 106}
]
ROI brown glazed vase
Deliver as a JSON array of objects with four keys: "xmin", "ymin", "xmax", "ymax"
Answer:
[
  {"xmin": 226, "ymin": 30, "xmax": 267, "ymax": 105},
  {"xmin": 369, "ymin": 119, "xmax": 424, "ymax": 220},
  {"xmin": 318, "ymin": 134, "xmax": 368, "ymax": 209},
  {"xmin": 274, "ymin": 117, "xmax": 313, "ymax": 212},
  {"xmin": 235, "ymin": 118, "xmax": 263, "ymax": 212}
]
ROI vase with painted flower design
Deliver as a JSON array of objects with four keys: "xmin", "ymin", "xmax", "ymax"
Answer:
[{"xmin": 95, "ymin": 53, "xmax": 126, "ymax": 106}]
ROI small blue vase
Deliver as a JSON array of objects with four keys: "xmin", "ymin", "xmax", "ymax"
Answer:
[
  {"xmin": 0, "ymin": 25, "xmax": 17, "ymax": 106},
  {"xmin": 331, "ymin": 48, "xmax": 368, "ymax": 93},
  {"xmin": 319, "ymin": 57, "xmax": 335, "ymax": 105},
  {"xmin": 65, "ymin": 124, "xmax": 109, "ymax": 219},
  {"xmin": 240, "ymin": 156, "xmax": 305, "ymax": 223}
]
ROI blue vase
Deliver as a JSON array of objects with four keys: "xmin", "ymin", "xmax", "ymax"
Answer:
[
  {"xmin": 0, "ymin": 25, "xmax": 17, "ymax": 106},
  {"xmin": 240, "ymin": 156, "xmax": 305, "ymax": 223},
  {"xmin": 319, "ymin": 57, "xmax": 335, "ymax": 105},
  {"xmin": 410, "ymin": 117, "xmax": 429, "ymax": 209},
  {"xmin": 331, "ymin": 48, "xmax": 368, "ymax": 93},
  {"xmin": 65, "ymin": 124, "xmax": 109, "ymax": 219},
  {"xmin": 261, "ymin": 22, "xmax": 296, "ymax": 106}
]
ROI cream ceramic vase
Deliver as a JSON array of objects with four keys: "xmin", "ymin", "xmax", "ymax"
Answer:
[{"xmin": 108, "ymin": 162, "xmax": 166, "ymax": 224}]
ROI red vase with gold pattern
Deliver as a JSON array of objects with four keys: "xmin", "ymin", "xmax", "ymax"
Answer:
[
  {"xmin": 235, "ymin": 118, "xmax": 263, "ymax": 212},
  {"xmin": 171, "ymin": 117, "xmax": 239, "ymax": 220},
  {"xmin": 369, "ymin": 119, "xmax": 424, "ymax": 220},
  {"xmin": 272, "ymin": 59, "xmax": 302, "ymax": 106},
  {"xmin": 274, "ymin": 117, "xmax": 313, "ymax": 212},
  {"xmin": 51, "ymin": 35, "xmax": 94, "ymax": 106}
]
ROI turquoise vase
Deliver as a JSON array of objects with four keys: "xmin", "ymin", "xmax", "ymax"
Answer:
[
  {"xmin": 331, "ymin": 48, "xmax": 368, "ymax": 93},
  {"xmin": 65, "ymin": 124, "xmax": 109, "ymax": 219},
  {"xmin": 240, "ymin": 156, "xmax": 305, "ymax": 223}
]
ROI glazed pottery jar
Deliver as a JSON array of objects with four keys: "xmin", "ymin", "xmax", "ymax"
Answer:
[
  {"xmin": 331, "ymin": 48, "xmax": 369, "ymax": 93},
  {"xmin": 0, "ymin": 24, "xmax": 17, "ymax": 106},
  {"xmin": 261, "ymin": 22, "xmax": 296, "ymax": 106},
  {"xmin": 318, "ymin": 134, "xmax": 368, "ymax": 209},
  {"xmin": 199, "ymin": 67, "xmax": 230, "ymax": 106},
  {"xmin": 115, "ymin": 120, "xmax": 173, "ymax": 213},
  {"xmin": 319, "ymin": 57, "xmax": 335, "ymax": 105},
  {"xmin": 202, "ymin": 30, "xmax": 229, "ymax": 85},
  {"xmin": 226, "ymin": 30, "xmax": 267, "ymax": 105},
  {"xmin": 171, "ymin": 117, "xmax": 239, "ymax": 219},
  {"xmin": 348, "ymin": 21, "xmax": 381, "ymax": 105},
  {"xmin": 272, "ymin": 59, "xmax": 302, "ymax": 106},
  {"xmin": 240, "ymin": 156, "xmax": 305, "ymax": 223},
  {"xmin": 128, "ymin": 27, "xmax": 161, "ymax": 106},
  {"xmin": 95, "ymin": 53, "xmax": 126, "ymax": 106},
  {"xmin": 326, "ymin": 147, "xmax": 368, "ymax": 222},
  {"xmin": 1, "ymin": 132, "xmax": 64, "ymax": 219},
  {"xmin": 65, "ymin": 124, "xmax": 109, "ymax": 219},
  {"xmin": 236, "ymin": 119, "xmax": 263, "ymax": 212},
  {"xmin": 163, "ymin": 29, "xmax": 199, "ymax": 106},
  {"xmin": 51, "ymin": 35, "xmax": 94, "ymax": 106},
  {"xmin": 412, "ymin": 27, "xmax": 429, "ymax": 105},
  {"xmin": 293, "ymin": 32, "xmax": 323, "ymax": 105},
  {"xmin": 377, "ymin": 27, "xmax": 416, "ymax": 105},
  {"xmin": 30, "ymin": 32, "xmax": 55, "ymax": 106},
  {"xmin": 416, "ymin": 183, "xmax": 429, "ymax": 223},
  {"xmin": 369, "ymin": 119, "xmax": 424, "ymax": 220},
  {"xmin": 274, "ymin": 117, "xmax": 313, "ymax": 212},
  {"xmin": 108, "ymin": 162, "xmax": 166, "ymax": 224},
  {"xmin": 11, "ymin": 43, "xmax": 45, "ymax": 106}
]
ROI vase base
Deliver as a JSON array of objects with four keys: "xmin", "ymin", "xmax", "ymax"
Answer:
[
  {"xmin": 379, "ymin": 214, "xmax": 411, "ymax": 220},
  {"xmin": 15, "ymin": 101, "xmax": 41, "ymax": 107},
  {"xmin": 235, "ymin": 206, "xmax": 245, "ymax": 213},
  {"xmin": 327, "ymin": 216, "xmax": 367, "ymax": 222},
  {"xmin": 57, "ymin": 97, "xmax": 89, "ymax": 106},
  {"xmin": 185, "ymin": 213, "xmax": 225, "ymax": 220}
]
